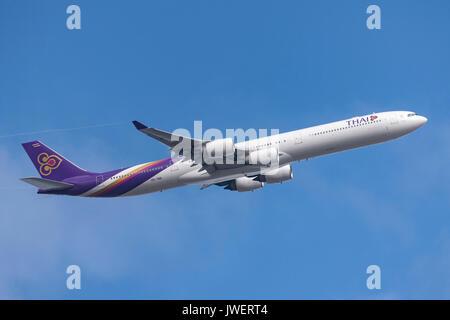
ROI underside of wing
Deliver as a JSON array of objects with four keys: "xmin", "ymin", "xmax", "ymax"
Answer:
[
  {"xmin": 214, "ymin": 179, "xmax": 235, "ymax": 190},
  {"xmin": 205, "ymin": 175, "xmax": 261, "ymax": 192},
  {"xmin": 199, "ymin": 180, "xmax": 234, "ymax": 191}
]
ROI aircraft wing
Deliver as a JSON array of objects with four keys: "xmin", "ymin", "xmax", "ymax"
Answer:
[
  {"xmin": 132, "ymin": 120, "xmax": 207, "ymax": 149},
  {"xmin": 132, "ymin": 120, "xmax": 249, "ymax": 166}
]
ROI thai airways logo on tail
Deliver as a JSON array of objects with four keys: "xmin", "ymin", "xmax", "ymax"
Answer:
[
  {"xmin": 37, "ymin": 153, "xmax": 62, "ymax": 176},
  {"xmin": 22, "ymin": 140, "xmax": 89, "ymax": 181}
]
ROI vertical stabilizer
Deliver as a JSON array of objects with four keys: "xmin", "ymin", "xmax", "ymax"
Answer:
[{"xmin": 22, "ymin": 140, "xmax": 89, "ymax": 181}]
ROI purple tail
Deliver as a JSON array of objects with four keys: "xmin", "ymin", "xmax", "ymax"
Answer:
[{"xmin": 22, "ymin": 140, "xmax": 89, "ymax": 181}]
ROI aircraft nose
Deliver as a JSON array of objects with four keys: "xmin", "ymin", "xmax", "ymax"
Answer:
[
  {"xmin": 410, "ymin": 115, "xmax": 427, "ymax": 130},
  {"xmin": 417, "ymin": 115, "xmax": 428, "ymax": 126}
]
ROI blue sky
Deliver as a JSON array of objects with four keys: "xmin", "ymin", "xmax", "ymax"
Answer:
[{"xmin": 0, "ymin": 0, "xmax": 449, "ymax": 299}]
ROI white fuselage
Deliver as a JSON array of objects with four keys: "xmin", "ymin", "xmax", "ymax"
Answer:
[{"xmin": 122, "ymin": 111, "xmax": 427, "ymax": 196}]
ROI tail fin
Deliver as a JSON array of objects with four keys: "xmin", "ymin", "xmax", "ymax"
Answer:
[{"xmin": 22, "ymin": 140, "xmax": 89, "ymax": 181}]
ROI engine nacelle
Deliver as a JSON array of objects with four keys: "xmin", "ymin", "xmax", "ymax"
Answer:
[
  {"xmin": 259, "ymin": 164, "xmax": 293, "ymax": 184},
  {"xmin": 229, "ymin": 177, "xmax": 264, "ymax": 192},
  {"xmin": 248, "ymin": 147, "xmax": 279, "ymax": 167},
  {"xmin": 204, "ymin": 138, "xmax": 235, "ymax": 163}
]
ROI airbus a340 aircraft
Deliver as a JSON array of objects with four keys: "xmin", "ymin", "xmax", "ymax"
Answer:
[{"xmin": 21, "ymin": 111, "xmax": 427, "ymax": 197}]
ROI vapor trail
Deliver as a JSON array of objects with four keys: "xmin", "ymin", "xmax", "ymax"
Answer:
[{"xmin": 0, "ymin": 122, "xmax": 126, "ymax": 139}]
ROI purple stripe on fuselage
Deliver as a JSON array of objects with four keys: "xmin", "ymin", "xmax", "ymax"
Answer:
[
  {"xmin": 37, "ymin": 157, "xmax": 181, "ymax": 197},
  {"xmin": 98, "ymin": 158, "xmax": 174, "ymax": 197},
  {"xmin": 38, "ymin": 169, "xmax": 123, "ymax": 196}
]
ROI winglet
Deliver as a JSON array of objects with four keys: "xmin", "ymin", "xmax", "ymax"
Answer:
[{"xmin": 132, "ymin": 120, "xmax": 148, "ymax": 130}]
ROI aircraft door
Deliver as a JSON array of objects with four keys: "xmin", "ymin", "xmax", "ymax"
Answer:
[{"xmin": 96, "ymin": 175, "xmax": 104, "ymax": 185}]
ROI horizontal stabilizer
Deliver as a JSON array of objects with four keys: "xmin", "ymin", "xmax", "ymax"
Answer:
[{"xmin": 20, "ymin": 177, "xmax": 74, "ymax": 191}]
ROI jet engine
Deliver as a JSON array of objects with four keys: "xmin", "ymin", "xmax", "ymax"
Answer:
[
  {"xmin": 248, "ymin": 147, "xmax": 279, "ymax": 166},
  {"xmin": 228, "ymin": 177, "xmax": 264, "ymax": 192},
  {"xmin": 258, "ymin": 164, "xmax": 293, "ymax": 184}
]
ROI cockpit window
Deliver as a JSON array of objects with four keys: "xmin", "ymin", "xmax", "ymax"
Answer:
[{"xmin": 407, "ymin": 113, "xmax": 416, "ymax": 117}]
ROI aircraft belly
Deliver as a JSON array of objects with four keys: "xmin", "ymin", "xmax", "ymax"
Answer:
[{"xmin": 121, "ymin": 173, "xmax": 172, "ymax": 196}]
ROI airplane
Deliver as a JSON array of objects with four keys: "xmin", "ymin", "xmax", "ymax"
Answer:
[{"xmin": 20, "ymin": 111, "xmax": 427, "ymax": 197}]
